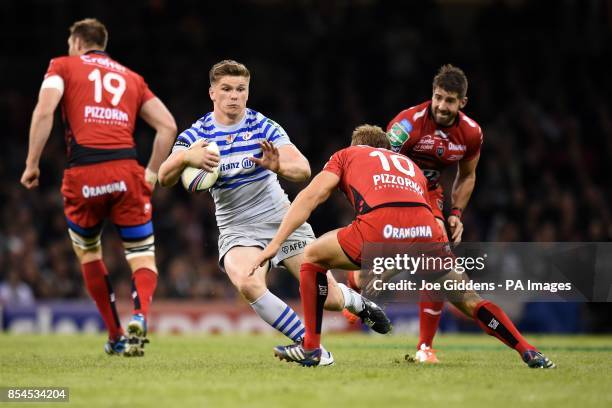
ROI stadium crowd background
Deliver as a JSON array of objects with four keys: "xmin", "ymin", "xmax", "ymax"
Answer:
[{"xmin": 1, "ymin": 0, "xmax": 610, "ymax": 331}]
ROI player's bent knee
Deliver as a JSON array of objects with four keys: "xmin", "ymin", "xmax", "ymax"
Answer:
[
  {"xmin": 127, "ymin": 254, "xmax": 158, "ymax": 274},
  {"xmin": 69, "ymin": 228, "xmax": 101, "ymax": 251},
  {"xmin": 462, "ymin": 293, "xmax": 482, "ymax": 314},
  {"xmin": 303, "ymin": 244, "xmax": 324, "ymax": 265},
  {"xmin": 75, "ymin": 247, "xmax": 103, "ymax": 264},
  {"xmin": 227, "ymin": 265, "xmax": 268, "ymax": 301},
  {"xmin": 68, "ymin": 229, "xmax": 102, "ymax": 262},
  {"xmin": 72, "ymin": 242, "xmax": 102, "ymax": 263},
  {"xmin": 235, "ymin": 277, "xmax": 266, "ymax": 301},
  {"xmin": 451, "ymin": 292, "xmax": 482, "ymax": 317}
]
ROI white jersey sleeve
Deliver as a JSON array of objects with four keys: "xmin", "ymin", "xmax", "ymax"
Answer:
[
  {"xmin": 262, "ymin": 117, "xmax": 292, "ymax": 148},
  {"xmin": 172, "ymin": 115, "xmax": 211, "ymax": 153}
]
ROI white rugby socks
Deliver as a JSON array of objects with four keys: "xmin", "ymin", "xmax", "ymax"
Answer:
[
  {"xmin": 338, "ymin": 283, "xmax": 364, "ymax": 314},
  {"xmin": 250, "ymin": 290, "xmax": 305, "ymax": 342}
]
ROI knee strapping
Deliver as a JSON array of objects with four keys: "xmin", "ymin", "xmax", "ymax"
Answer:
[
  {"xmin": 123, "ymin": 235, "xmax": 155, "ymax": 259},
  {"xmin": 68, "ymin": 228, "xmax": 101, "ymax": 250}
]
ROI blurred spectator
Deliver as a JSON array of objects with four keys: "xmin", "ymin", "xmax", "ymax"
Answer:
[{"xmin": 0, "ymin": 271, "xmax": 35, "ymax": 307}]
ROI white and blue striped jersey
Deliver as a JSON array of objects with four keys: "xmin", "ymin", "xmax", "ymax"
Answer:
[{"xmin": 172, "ymin": 108, "xmax": 293, "ymax": 228}]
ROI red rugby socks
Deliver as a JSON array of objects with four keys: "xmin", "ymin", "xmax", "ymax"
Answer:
[
  {"xmin": 473, "ymin": 300, "xmax": 535, "ymax": 355},
  {"xmin": 81, "ymin": 260, "xmax": 123, "ymax": 339},
  {"xmin": 300, "ymin": 263, "xmax": 328, "ymax": 350},
  {"xmin": 131, "ymin": 268, "xmax": 158, "ymax": 318},
  {"xmin": 418, "ymin": 300, "xmax": 444, "ymax": 349}
]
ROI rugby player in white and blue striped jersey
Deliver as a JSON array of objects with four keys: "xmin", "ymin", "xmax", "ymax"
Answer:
[{"xmin": 159, "ymin": 60, "xmax": 389, "ymax": 364}]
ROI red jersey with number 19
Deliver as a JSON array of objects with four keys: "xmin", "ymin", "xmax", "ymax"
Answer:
[
  {"xmin": 44, "ymin": 50, "xmax": 155, "ymax": 166},
  {"xmin": 323, "ymin": 145, "xmax": 430, "ymax": 215}
]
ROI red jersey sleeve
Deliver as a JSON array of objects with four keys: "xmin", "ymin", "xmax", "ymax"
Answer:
[
  {"xmin": 462, "ymin": 120, "xmax": 483, "ymax": 162},
  {"xmin": 322, "ymin": 149, "xmax": 346, "ymax": 178},
  {"xmin": 387, "ymin": 102, "xmax": 430, "ymax": 154},
  {"xmin": 44, "ymin": 57, "xmax": 67, "ymax": 79},
  {"xmin": 140, "ymin": 78, "xmax": 155, "ymax": 105},
  {"xmin": 386, "ymin": 110, "xmax": 403, "ymax": 132}
]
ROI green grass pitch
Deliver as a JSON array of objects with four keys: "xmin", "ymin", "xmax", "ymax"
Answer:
[{"xmin": 1, "ymin": 333, "xmax": 611, "ymax": 407}]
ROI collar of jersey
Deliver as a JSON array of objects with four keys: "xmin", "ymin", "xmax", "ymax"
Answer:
[
  {"xmin": 84, "ymin": 50, "xmax": 109, "ymax": 56},
  {"xmin": 210, "ymin": 110, "xmax": 248, "ymax": 133}
]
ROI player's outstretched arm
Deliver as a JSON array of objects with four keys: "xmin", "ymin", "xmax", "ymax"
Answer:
[
  {"xmin": 448, "ymin": 152, "xmax": 480, "ymax": 243},
  {"xmin": 277, "ymin": 144, "xmax": 311, "ymax": 182},
  {"xmin": 21, "ymin": 88, "xmax": 62, "ymax": 189},
  {"xmin": 250, "ymin": 141, "xmax": 311, "ymax": 182},
  {"xmin": 139, "ymin": 97, "xmax": 178, "ymax": 187},
  {"xmin": 250, "ymin": 170, "xmax": 340, "ymax": 271}
]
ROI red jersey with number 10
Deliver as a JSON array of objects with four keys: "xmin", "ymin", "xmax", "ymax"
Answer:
[
  {"xmin": 323, "ymin": 145, "xmax": 430, "ymax": 215},
  {"xmin": 44, "ymin": 50, "xmax": 155, "ymax": 166}
]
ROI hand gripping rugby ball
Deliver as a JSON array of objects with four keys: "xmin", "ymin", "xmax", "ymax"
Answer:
[{"xmin": 181, "ymin": 141, "xmax": 220, "ymax": 192}]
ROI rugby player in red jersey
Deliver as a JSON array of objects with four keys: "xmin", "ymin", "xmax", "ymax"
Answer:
[
  {"xmin": 250, "ymin": 125, "xmax": 554, "ymax": 369},
  {"xmin": 346, "ymin": 65, "xmax": 482, "ymax": 363},
  {"xmin": 20, "ymin": 19, "xmax": 177, "ymax": 356}
]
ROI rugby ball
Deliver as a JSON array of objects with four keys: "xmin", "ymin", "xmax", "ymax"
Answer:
[{"xmin": 181, "ymin": 142, "xmax": 220, "ymax": 192}]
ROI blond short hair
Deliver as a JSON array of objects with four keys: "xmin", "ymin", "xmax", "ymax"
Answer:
[{"xmin": 209, "ymin": 60, "xmax": 250, "ymax": 85}]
